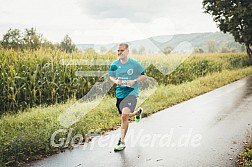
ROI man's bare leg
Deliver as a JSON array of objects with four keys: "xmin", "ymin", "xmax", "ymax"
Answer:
[
  {"xmin": 121, "ymin": 107, "xmax": 131, "ymax": 142},
  {"xmin": 129, "ymin": 110, "xmax": 138, "ymax": 117}
]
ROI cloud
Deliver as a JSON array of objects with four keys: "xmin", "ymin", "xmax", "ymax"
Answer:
[
  {"xmin": 77, "ymin": 0, "xmax": 176, "ymax": 22},
  {"xmin": 76, "ymin": 0, "xmax": 209, "ymax": 23},
  {"xmin": 0, "ymin": 0, "xmax": 218, "ymax": 44}
]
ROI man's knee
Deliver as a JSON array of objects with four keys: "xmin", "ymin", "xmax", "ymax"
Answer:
[
  {"xmin": 122, "ymin": 107, "xmax": 130, "ymax": 114},
  {"xmin": 121, "ymin": 107, "xmax": 130, "ymax": 120},
  {"xmin": 121, "ymin": 114, "xmax": 129, "ymax": 121}
]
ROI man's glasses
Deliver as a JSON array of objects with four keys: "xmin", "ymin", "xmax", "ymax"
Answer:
[{"xmin": 117, "ymin": 50, "xmax": 125, "ymax": 52}]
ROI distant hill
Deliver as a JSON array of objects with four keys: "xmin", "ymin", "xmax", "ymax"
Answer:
[{"xmin": 76, "ymin": 32, "xmax": 244, "ymax": 53}]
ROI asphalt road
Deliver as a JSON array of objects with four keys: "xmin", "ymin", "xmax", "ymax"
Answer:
[{"xmin": 26, "ymin": 75, "xmax": 252, "ymax": 167}]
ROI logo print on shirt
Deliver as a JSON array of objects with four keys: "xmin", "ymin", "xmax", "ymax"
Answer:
[{"xmin": 127, "ymin": 69, "xmax": 133, "ymax": 75}]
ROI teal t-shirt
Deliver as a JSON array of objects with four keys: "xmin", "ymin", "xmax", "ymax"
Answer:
[{"xmin": 109, "ymin": 58, "xmax": 145, "ymax": 98}]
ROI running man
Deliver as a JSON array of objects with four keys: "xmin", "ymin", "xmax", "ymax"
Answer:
[{"xmin": 109, "ymin": 43, "xmax": 147, "ymax": 151}]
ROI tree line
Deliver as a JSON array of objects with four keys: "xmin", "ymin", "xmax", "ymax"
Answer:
[{"xmin": 0, "ymin": 28, "xmax": 77, "ymax": 53}]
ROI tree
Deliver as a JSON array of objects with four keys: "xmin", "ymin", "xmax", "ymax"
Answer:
[
  {"xmin": 199, "ymin": 48, "xmax": 204, "ymax": 53},
  {"xmin": 194, "ymin": 48, "xmax": 204, "ymax": 53},
  {"xmin": 131, "ymin": 48, "xmax": 138, "ymax": 54},
  {"xmin": 203, "ymin": 0, "xmax": 252, "ymax": 59},
  {"xmin": 163, "ymin": 46, "xmax": 173, "ymax": 55},
  {"xmin": 221, "ymin": 47, "xmax": 230, "ymax": 53},
  {"xmin": 58, "ymin": 35, "xmax": 77, "ymax": 53},
  {"xmin": 23, "ymin": 28, "xmax": 42, "ymax": 50},
  {"xmin": 41, "ymin": 39, "xmax": 56, "ymax": 50},
  {"xmin": 138, "ymin": 46, "xmax": 146, "ymax": 55},
  {"xmin": 131, "ymin": 48, "xmax": 137, "ymax": 54},
  {"xmin": 208, "ymin": 40, "xmax": 217, "ymax": 53},
  {"xmin": 241, "ymin": 44, "xmax": 246, "ymax": 52},
  {"xmin": 1, "ymin": 28, "xmax": 23, "ymax": 50}
]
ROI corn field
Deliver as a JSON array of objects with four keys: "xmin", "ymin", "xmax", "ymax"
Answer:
[{"xmin": 0, "ymin": 48, "xmax": 251, "ymax": 114}]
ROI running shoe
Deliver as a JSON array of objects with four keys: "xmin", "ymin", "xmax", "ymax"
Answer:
[
  {"xmin": 135, "ymin": 107, "xmax": 143, "ymax": 123},
  {"xmin": 114, "ymin": 138, "xmax": 126, "ymax": 151}
]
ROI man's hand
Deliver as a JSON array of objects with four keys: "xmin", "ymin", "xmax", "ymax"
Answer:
[
  {"xmin": 126, "ymin": 80, "xmax": 136, "ymax": 87},
  {"xmin": 110, "ymin": 77, "xmax": 123, "ymax": 86},
  {"xmin": 116, "ymin": 79, "xmax": 122, "ymax": 86}
]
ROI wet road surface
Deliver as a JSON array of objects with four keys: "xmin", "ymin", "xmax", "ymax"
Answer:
[{"xmin": 26, "ymin": 75, "xmax": 252, "ymax": 167}]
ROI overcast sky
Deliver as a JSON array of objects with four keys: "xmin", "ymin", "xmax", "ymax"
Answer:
[{"xmin": 0, "ymin": 0, "xmax": 218, "ymax": 44}]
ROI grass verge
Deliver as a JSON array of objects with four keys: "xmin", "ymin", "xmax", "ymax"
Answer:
[{"xmin": 239, "ymin": 132, "xmax": 252, "ymax": 167}]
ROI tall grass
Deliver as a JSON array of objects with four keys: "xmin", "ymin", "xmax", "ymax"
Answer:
[
  {"xmin": 1, "ymin": 48, "xmax": 251, "ymax": 113},
  {"xmin": 0, "ymin": 48, "xmax": 114, "ymax": 113}
]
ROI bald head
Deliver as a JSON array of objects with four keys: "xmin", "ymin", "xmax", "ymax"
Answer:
[{"xmin": 119, "ymin": 43, "xmax": 129, "ymax": 49}]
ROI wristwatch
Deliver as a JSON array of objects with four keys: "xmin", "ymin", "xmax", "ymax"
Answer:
[{"xmin": 134, "ymin": 79, "xmax": 138, "ymax": 83}]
